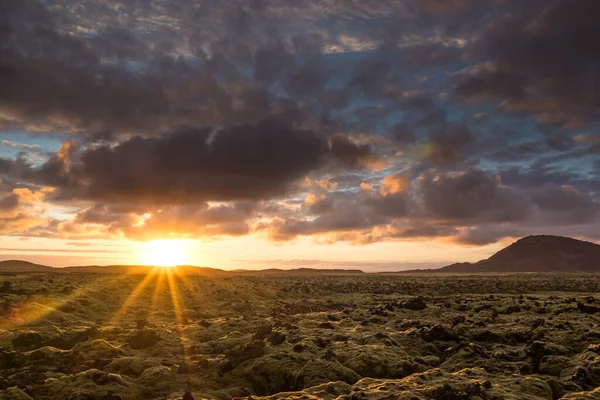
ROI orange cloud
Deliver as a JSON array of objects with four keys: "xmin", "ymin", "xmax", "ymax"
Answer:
[{"xmin": 380, "ymin": 173, "xmax": 409, "ymax": 195}]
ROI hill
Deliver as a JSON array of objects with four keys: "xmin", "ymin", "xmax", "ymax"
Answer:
[
  {"xmin": 0, "ymin": 260, "xmax": 54, "ymax": 272},
  {"xmin": 1, "ymin": 235, "xmax": 599, "ymax": 274},
  {"xmin": 62, "ymin": 266, "xmax": 364, "ymax": 275},
  {"xmin": 436, "ymin": 235, "xmax": 600, "ymax": 273},
  {"xmin": 61, "ymin": 264, "xmax": 229, "ymax": 275},
  {"xmin": 0, "ymin": 262, "xmax": 364, "ymax": 275},
  {"xmin": 232, "ymin": 267, "xmax": 365, "ymax": 275}
]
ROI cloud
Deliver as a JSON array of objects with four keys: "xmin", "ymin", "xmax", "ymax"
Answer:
[
  {"xmin": 457, "ymin": 0, "xmax": 600, "ymax": 128},
  {"xmin": 426, "ymin": 123, "xmax": 474, "ymax": 165},
  {"xmin": 1, "ymin": 0, "xmax": 599, "ymax": 249},
  {"xmin": 1, "ymin": 140, "xmax": 40, "ymax": 150},
  {"xmin": 20, "ymin": 120, "xmax": 328, "ymax": 203},
  {"xmin": 329, "ymin": 134, "xmax": 382, "ymax": 169},
  {"xmin": 380, "ymin": 173, "xmax": 409, "ymax": 195},
  {"xmin": 416, "ymin": 168, "xmax": 529, "ymax": 223},
  {"xmin": 531, "ymin": 184, "xmax": 599, "ymax": 224},
  {"xmin": 260, "ymin": 199, "xmax": 389, "ymax": 242},
  {"xmin": 66, "ymin": 202, "xmax": 255, "ymax": 240},
  {"xmin": 0, "ymin": 193, "xmax": 19, "ymax": 211}
]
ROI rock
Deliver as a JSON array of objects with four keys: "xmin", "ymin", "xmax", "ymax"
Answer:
[
  {"xmin": 46, "ymin": 327, "xmax": 99, "ymax": 350},
  {"xmin": 561, "ymin": 366, "xmax": 590, "ymax": 388},
  {"xmin": 198, "ymin": 320, "xmax": 211, "ymax": 328},
  {"xmin": 105, "ymin": 357, "xmax": 159, "ymax": 378},
  {"xmin": 420, "ymin": 325, "xmax": 459, "ymax": 342},
  {"xmin": 439, "ymin": 342, "xmax": 490, "ymax": 369},
  {"xmin": 526, "ymin": 341, "xmax": 548, "ymax": 373},
  {"xmin": 127, "ymin": 328, "xmax": 162, "ymax": 350},
  {"xmin": 577, "ymin": 302, "xmax": 600, "ymax": 314},
  {"xmin": 225, "ymin": 340, "xmax": 265, "ymax": 369},
  {"xmin": 318, "ymin": 322, "xmax": 335, "ymax": 329},
  {"xmin": 11, "ymin": 332, "xmax": 43, "ymax": 350},
  {"xmin": 293, "ymin": 343, "xmax": 305, "ymax": 353},
  {"xmin": 268, "ymin": 331, "xmax": 286, "ymax": 346},
  {"xmin": 137, "ymin": 366, "xmax": 176, "ymax": 388},
  {"xmin": 313, "ymin": 337, "xmax": 331, "ymax": 349},
  {"xmin": 295, "ymin": 358, "xmax": 360, "ymax": 390},
  {"xmin": 135, "ymin": 318, "xmax": 147, "ymax": 329},
  {"xmin": 323, "ymin": 349, "xmax": 336, "ymax": 361},
  {"xmin": 245, "ymin": 354, "xmax": 301, "ymax": 395},
  {"xmin": 71, "ymin": 340, "xmax": 123, "ymax": 364},
  {"xmin": 242, "ymin": 340, "xmax": 265, "ymax": 360},
  {"xmin": 86, "ymin": 369, "xmax": 125, "ymax": 386},
  {"xmin": 433, "ymin": 383, "xmax": 468, "ymax": 400},
  {"xmin": 526, "ymin": 341, "xmax": 570, "ymax": 373},
  {"xmin": 0, "ymin": 387, "xmax": 34, "ymax": 400},
  {"xmin": 178, "ymin": 361, "xmax": 198, "ymax": 374},
  {"xmin": 588, "ymin": 344, "xmax": 600, "ymax": 353},
  {"xmin": 0, "ymin": 377, "xmax": 8, "ymax": 390},
  {"xmin": 520, "ymin": 364, "xmax": 533, "ymax": 375},
  {"xmin": 0, "ymin": 350, "xmax": 25, "ymax": 369},
  {"xmin": 532, "ymin": 318, "xmax": 546, "ymax": 329},
  {"xmin": 253, "ymin": 324, "xmax": 273, "ymax": 340},
  {"xmin": 503, "ymin": 305, "xmax": 521, "ymax": 314},
  {"xmin": 399, "ymin": 297, "xmax": 427, "ymax": 311}
]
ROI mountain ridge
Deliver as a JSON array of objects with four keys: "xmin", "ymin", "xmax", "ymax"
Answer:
[
  {"xmin": 0, "ymin": 260, "xmax": 54, "ymax": 272},
  {"xmin": 2, "ymin": 235, "xmax": 599, "ymax": 274},
  {"xmin": 401, "ymin": 235, "xmax": 600, "ymax": 274},
  {"xmin": 0, "ymin": 260, "xmax": 367, "ymax": 275}
]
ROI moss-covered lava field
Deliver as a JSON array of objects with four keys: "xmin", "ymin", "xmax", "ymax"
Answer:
[{"xmin": 3, "ymin": 271, "xmax": 600, "ymax": 399}]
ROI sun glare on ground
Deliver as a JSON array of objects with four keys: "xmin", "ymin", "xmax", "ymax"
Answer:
[{"xmin": 139, "ymin": 239, "xmax": 192, "ymax": 267}]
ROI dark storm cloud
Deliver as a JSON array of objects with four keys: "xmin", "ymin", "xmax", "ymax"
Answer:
[
  {"xmin": 416, "ymin": 168, "xmax": 528, "ymax": 223},
  {"xmin": 485, "ymin": 142, "xmax": 547, "ymax": 163},
  {"xmin": 349, "ymin": 59, "xmax": 402, "ymax": 99},
  {"xmin": 365, "ymin": 193, "xmax": 409, "ymax": 219},
  {"xmin": 329, "ymin": 134, "xmax": 381, "ymax": 169},
  {"xmin": 19, "ymin": 119, "xmax": 381, "ymax": 204},
  {"xmin": 458, "ymin": 0, "xmax": 600, "ymax": 128},
  {"xmin": 262, "ymin": 199, "xmax": 390, "ymax": 242},
  {"xmin": 456, "ymin": 69, "xmax": 525, "ymax": 103},
  {"xmin": 390, "ymin": 124, "xmax": 416, "ymax": 146},
  {"xmin": 403, "ymin": 44, "xmax": 462, "ymax": 67},
  {"xmin": 427, "ymin": 124, "xmax": 474, "ymax": 166},
  {"xmin": 0, "ymin": 1, "xmax": 324, "ymax": 137},
  {"xmin": 1, "ymin": 0, "xmax": 600, "ymax": 246},
  {"xmin": 0, "ymin": 158, "xmax": 12, "ymax": 173},
  {"xmin": 259, "ymin": 166, "xmax": 599, "ymax": 243},
  {"xmin": 531, "ymin": 184, "xmax": 600, "ymax": 224},
  {"xmin": 0, "ymin": 0, "xmax": 515, "ymax": 139}
]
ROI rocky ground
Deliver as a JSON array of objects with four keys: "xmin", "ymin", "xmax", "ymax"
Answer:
[{"xmin": 2, "ymin": 271, "xmax": 600, "ymax": 399}]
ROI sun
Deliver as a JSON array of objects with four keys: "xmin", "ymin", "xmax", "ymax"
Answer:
[{"xmin": 139, "ymin": 239, "xmax": 192, "ymax": 267}]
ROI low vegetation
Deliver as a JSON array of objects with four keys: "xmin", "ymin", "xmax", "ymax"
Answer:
[{"xmin": 2, "ymin": 272, "xmax": 600, "ymax": 399}]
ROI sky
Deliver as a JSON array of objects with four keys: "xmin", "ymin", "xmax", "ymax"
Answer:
[{"xmin": 0, "ymin": 0, "xmax": 599, "ymax": 271}]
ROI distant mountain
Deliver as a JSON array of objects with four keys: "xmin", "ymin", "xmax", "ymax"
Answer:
[
  {"xmin": 2, "ymin": 235, "xmax": 599, "ymax": 274},
  {"xmin": 0, "ymin": 262, "xmax": 365, "ymax": 275},
  {"xmin": 435, "ymin": 235, "xmax": 600, "ymax": 273},
  {"xmin": 0, "ymin": 260, "xmax": 54, "ymax": 272},
  {"xmin": 62, "ymin": 264, "xmax": 229, "ymax": 275},
  {"xmin": 232, "ymin": 267, "xmax": 365, "ymax": 275},
  {"xmin": 63, "ymin": 265, "xmax": 364, "ymax": 275}
]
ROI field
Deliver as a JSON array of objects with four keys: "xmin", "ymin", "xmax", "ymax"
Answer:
[{"xmin": 2, "ymin": 271, "xmax": 600, "ymax": 399}]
